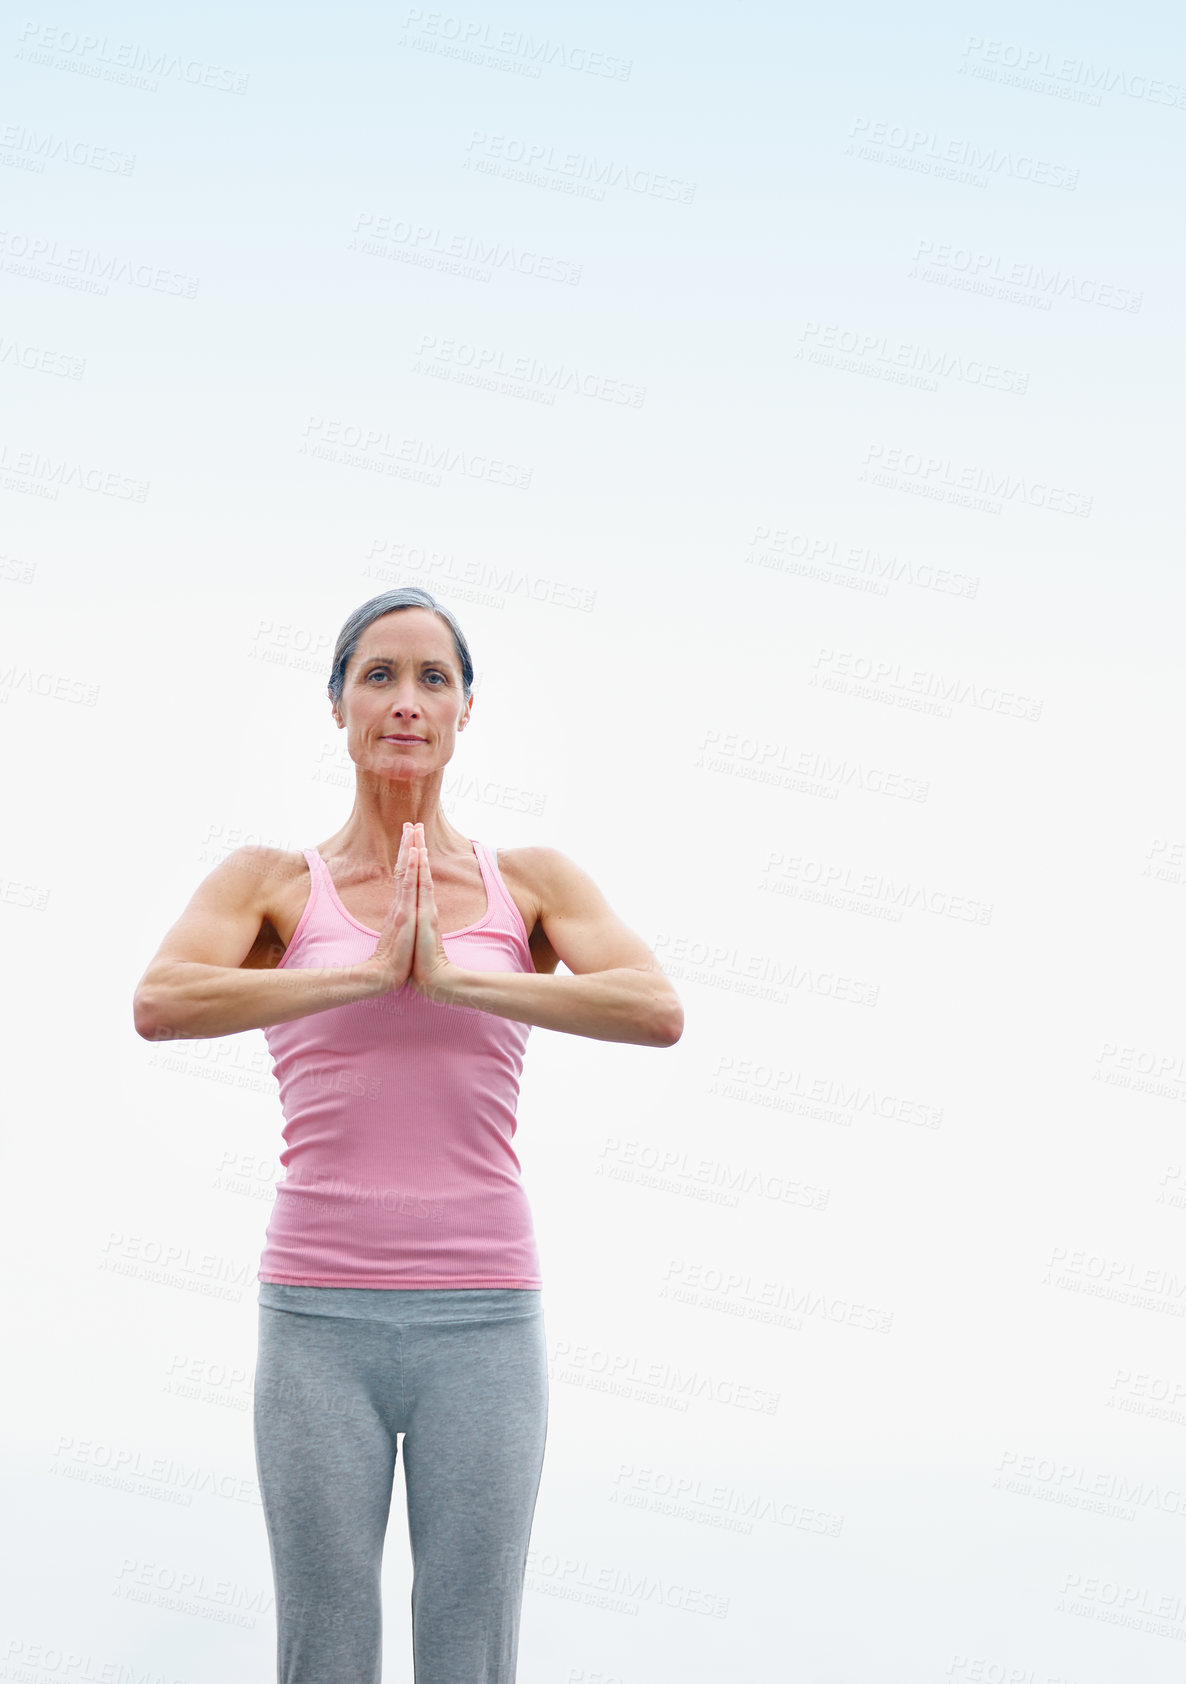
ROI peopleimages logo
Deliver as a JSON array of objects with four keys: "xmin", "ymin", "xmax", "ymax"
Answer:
[
  {"xmin": 299, "ymin": 416, "xmax": 533, "ymax": 490},
  {"xmin": 0, "ymin": 123, "xmax": 135, "ymax": 174},
  {"xmin": 399, "ymin": 9, "xmax": 632, "ymax": 81},
  {"xmin": 15, "ymin": 22, "xmax": 250, "ymax": 93},
  {"xmin": 0, "ymin": 226, "xmax": 200, "ymax": 297},
  {"xmin": 809, "ymin": 645, "xmax": 1044, "ymax": 723},
  {"xmin": 846, "ymin": 114, "xmax": 1079, "ymax": 190},
  {"xmin": 860, "ymin": 442, "xmax": 1091, "ymax": 519},
  {"xmin": 464, "ymin": 130, "xmax": 696, "ymax": 203},
  {"xmin": 0, "ymin": 441, "xmax": 148, "ymax": 500},
  {"xmin": 798, "ymin": 319, "xmax": 1029, "ymax": 395},
  {"xmin": 412, "ymin": 332, "xmax": 645, "ymax": 407},
  {"xmin": 350, "ymin": 212, "xmax": 582, "ymax": 286},
  {"xmin": 909, "ymin": 238, "xmax": 1142, "ymax": 313},
  {"xmin": 958, "ymin": 35, "xmax": 1186, "ymax": 109}
]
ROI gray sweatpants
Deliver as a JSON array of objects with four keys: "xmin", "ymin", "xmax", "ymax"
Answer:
[{"xmin": 252, "ymin": 1285, "xmax": 549, "ymax": 1684}]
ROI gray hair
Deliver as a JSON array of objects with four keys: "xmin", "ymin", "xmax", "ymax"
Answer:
[{"xmin": 327, "ymin": 587, "xmax": 475, "ymax": 709}]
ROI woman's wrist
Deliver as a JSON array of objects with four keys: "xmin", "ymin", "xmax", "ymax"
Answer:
[
  {"xmin": 418, "ymin": 963, "xmax": 476, "ymax": 1007},
  {"xmin": 347, "ymin": 960, "xmax": 405, "ymax": 1001}
]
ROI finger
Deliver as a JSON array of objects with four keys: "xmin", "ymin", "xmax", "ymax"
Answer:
[
  {"xmin": 417, "ymin": 847, "xmax": 432, "ymax": 911},
  {"xmin": 420, "ymin": 855, "xmax": 442, "ymax": 939},
  {"xmin": 395, "ymin": 824, "xmax": 412, "ymax": 877},
  {"xmin": 409, "ymin": 842, "xmax": 424, "ymax": 909}
]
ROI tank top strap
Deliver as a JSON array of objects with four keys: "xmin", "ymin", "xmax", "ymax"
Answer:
[
  {"xmin": 472, "ymin": 838, "xmax": 529, "ymax": 943},
  {"xmin": 278, "ymin": 848, "xmax": 329, "ymax": 966},
  {"xmin": 302, "ymin": 846, "xmax": 342, "ymax": 924}
]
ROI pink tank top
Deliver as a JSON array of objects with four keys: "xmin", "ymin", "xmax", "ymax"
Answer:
[{"xmin": 257, "ymin": 840, "xmax": 541, "ymax": 1288}]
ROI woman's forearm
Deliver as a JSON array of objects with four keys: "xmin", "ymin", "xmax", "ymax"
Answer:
[
  {"xmin": 135, "ymin": 955, "xmax": 685, "ymax": 1047},
  {"xmin": 434, "ymin": 965, "xmax": 683, "ymax": 1047},
  {"xmin": 134, "ymin": 959, "xmax": 383, "ymax": 1041}
]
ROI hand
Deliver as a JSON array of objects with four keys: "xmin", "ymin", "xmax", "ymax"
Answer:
[
  {"xmin": 360, "ymin": 822, "xmax": 419, "ymax": 994},
  {"xmin": 408, "ymin": 827, "xmax": 466, "ymax": 1004}
]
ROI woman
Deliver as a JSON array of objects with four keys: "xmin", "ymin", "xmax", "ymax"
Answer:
[{"xmin": 132, "ymin": 585, "xmax": 684, "ymax": 1684}]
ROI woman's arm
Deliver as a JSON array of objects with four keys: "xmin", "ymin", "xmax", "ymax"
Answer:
[
  {"xmin": 433, "ymin": 848, "xmax": 684, "ymax": 1048},
  {"xmin": 132, "ymin": 848, "xmax": 387, "ymax": 1041}
]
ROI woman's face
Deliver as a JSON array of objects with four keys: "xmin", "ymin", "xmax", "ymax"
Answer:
[{"xmin": 333, "ymin": 609, "xmax": 469, "ymax": 776}]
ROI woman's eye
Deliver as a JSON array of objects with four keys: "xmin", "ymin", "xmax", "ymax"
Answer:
[{"xmin": 365, "ymin": 668, "xmax": 446, "ymax": 683}]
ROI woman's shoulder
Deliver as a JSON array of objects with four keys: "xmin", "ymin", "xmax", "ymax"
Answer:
[
  {"xmin": 490, "ymin": 843, "xmax": 566, "ymax": 894},
  {"xmin": 492, "ymin": 843, "xmax": 555, "ymax": 869},
  {"xmin": 490, "ymin": 844, "xmax": 605, "ymax": 923},
  {"xmin": 226, "ymin": 846, "xmax": 323, "ymax": 961},
  {"xmin": 489, "ymin": 845, "xmax": 660, "ymax": 982},
  {"xmin": 218, "ymin": 844, "xmax": 313, "ymax": 927},
  {"xmin": 227, "ymin": 843, "xmax": 313, "ymax": 885}
]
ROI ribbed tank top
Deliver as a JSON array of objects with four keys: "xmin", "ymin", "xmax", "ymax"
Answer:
[{"xmin": 257, "ymin": 840, "xmax": 541, "ymax": 1288}]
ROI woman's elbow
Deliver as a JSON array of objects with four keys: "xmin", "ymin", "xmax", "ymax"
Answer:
[
  {"xmin": 656, "ymin": 999, "xmax": 684, "ymax": 1047},
  {"xmin": 133, "ymin": 989, "xmax": 162, "ymax": 1040},
  {"xmin": 133, "ymin": 977, "xmax": 178, "ymax": 1042}
]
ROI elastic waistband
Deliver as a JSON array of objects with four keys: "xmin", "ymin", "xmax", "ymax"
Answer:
[{"xmin": 258, "ymin": 1282, "xmax": 542, "ymax": 1325}]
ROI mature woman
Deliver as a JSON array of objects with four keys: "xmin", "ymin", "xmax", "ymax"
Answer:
[{"xmin": 132, "ymin": 585, "xmax": 684, "ymax": 1684}]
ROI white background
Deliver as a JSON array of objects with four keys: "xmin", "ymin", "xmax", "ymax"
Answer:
[{"xmin": 2, "ymin": 2, "xmax": 1185, "ymax": 1681}]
